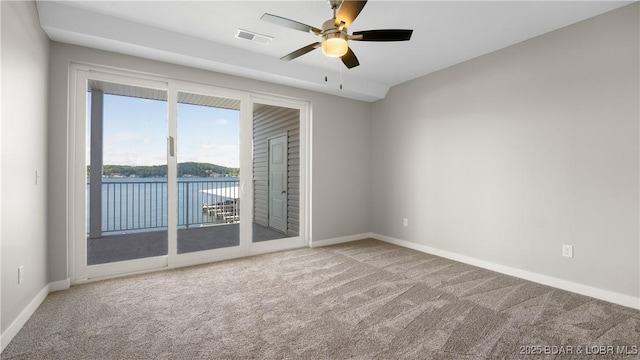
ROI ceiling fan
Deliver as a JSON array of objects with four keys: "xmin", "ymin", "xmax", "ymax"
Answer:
[{"xmin": 261, "ymin": 0, "xmax": 413, "ymax": 69}]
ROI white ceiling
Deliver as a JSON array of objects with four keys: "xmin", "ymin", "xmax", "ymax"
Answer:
[{"xmin": 36, "ymin": 1, "xmax": 632, "ymax": 102}]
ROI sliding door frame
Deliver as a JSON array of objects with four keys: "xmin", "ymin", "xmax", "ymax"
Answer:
[
  {"xmin": 70, "ymin": 67, "xmax": 171, "ymax": 281},
  {"xmin": 168, "ymin": 80, "xmax": 250, "ymax": 268},
  {"xmin": 248, "ymin": 94, "xmax": 311, "ymax": 255},
  {"xmin": 67, "ymin": 64, "xmax": 312, "ymax": 284}
]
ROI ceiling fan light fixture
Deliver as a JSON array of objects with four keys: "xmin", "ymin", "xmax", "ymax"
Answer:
[
  {"xmin": 321, "ymin": 34, "xmax": 348, "ymax": 57},
  {"xmin": 262, "ymin": 0, "xmax": 412, "ymax": 69}
]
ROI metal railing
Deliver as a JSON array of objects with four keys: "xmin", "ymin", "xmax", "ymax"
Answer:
[{"xmin": 88, "ymin": 178, "xmax": 239, "ymax": 234}]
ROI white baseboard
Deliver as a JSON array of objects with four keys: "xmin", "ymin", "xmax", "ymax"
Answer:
[
  {"xmin": 309, "ymin": 232, "xmax": 375, "ymax": 248},
  {"xmin": 49, "ymin": 278, "xmax": 71, "ymax": 292},
  {"xmin": 0, "ymin": 278, "xmax": 71, "ymax": 352},
  {"xmin": 1, "ymin": 284, "xmax": 48, "ymax": 352},
  {"xmin": 371, "ymin": 233, "xmax": 640, "ymax": 310}
]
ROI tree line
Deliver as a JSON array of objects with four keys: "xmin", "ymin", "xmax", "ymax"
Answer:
[{"xmin": 87, "ymin": 162, "xmax": 239, "ymax": 178}]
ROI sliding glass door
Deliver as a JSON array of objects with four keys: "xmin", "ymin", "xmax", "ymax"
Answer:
[
  {"xmin": 86, "ymin": 80, "xmax": 169, "ymax": 266},
  {"xmin": 76, "ymin": 72, "xmax": 172, "ymax": 279},
  {"xmin": 72, "ymin": 68, "xmax": 308, "ymax": 281},
  {"xmin": 175, "ymin": 90, "xmax": 242, "ymax": 257}
]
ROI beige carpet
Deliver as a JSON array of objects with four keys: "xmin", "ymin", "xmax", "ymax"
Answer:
[{"xmin": 3, "ymin": 239, "xmax": 639, "ymax": 359}]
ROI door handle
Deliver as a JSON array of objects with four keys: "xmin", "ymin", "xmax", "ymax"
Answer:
[{"xmin": 281, "ymin": 190, "xmax": 286, "ymax": 195}]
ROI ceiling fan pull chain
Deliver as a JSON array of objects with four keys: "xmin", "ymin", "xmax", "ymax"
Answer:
[
  {"xmin": 324, "ymin": 56, "xmax": 329, "ymax": 82},
  {"xmin": 339, "ymin": 61, "xmax": 343, "ymax": 90}
]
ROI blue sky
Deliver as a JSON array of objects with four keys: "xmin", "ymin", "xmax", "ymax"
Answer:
[{"xmin": 88, "ymin": 94, "xmax": 240, "ymax": 168}]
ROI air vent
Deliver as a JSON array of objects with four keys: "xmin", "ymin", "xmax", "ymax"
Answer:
[{"xmin": 235, "ymin": 29, "xmax": 273, "ymax": 45}]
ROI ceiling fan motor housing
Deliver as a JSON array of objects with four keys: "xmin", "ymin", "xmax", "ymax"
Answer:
[
  {"xmin": 321, "ymin": 18, "xmax": 349, "ymax": 57},
  {"xmin": 323, "ymin": 31, "xmax": 348, "ymax": 42}
]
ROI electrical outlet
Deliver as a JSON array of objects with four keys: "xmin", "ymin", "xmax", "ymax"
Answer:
[
  {"xmin": 18, "ymin": 266, "xmax": 24, "ymax": 284},
  {"xmin": 562, "ymin": 244, "xmax": 573, "ymax": 258},
  {"xmin": 403, "ymin": 218, "xmax": 409, "ymax": 227}
]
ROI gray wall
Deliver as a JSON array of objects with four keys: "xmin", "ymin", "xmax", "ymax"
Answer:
[
  {"xmin": 253, "ymin": 105, "xmax": 300, "ymax": 236},
  {"xmin": 371, "ymin": 4, "xmax": 639, "ymax": 297},
  {"xmin": 47, "ymin": 42, "xmax": 372, "ymax": 282},
  {"xmin": 5, "ymin": 0, "xmax": 637, "ymax": 343},
  {"xmin": 1, "ymin": 1, "xmax": 50, "ymax": 334}
]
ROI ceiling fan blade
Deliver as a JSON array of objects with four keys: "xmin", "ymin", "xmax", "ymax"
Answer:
[
  {"xmin": 335, "ymin": 0, "xmax": 367, "ymax": 28},
  {"xmin": 281, "ymin": 42, "xmax": 322, "ymax": 61},
  {"xmin": 341, "ymin": 47, "xmax": 360, "ymax": 69},
  {"xmin": 261, "ymin": 13, "xmax": 321, "ymax": 35},
  {"xmin": 351, "ymin": 29, "xmax": 413, "ymax": 42}
]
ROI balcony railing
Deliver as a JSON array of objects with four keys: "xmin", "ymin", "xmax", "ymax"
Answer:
[{"xmin": 87, "ymin": 178, "xmax": 240, "ymax": 235}]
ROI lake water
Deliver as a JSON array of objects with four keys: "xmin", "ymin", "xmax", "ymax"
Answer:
[{"xmin": 86, "ymin": 177, "xmax": 240, "ymax": 234}]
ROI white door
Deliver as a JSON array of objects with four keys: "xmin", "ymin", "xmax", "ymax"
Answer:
[{"xmin": 268, "ymin": 135, "xmax": 287, "ymax": 233}]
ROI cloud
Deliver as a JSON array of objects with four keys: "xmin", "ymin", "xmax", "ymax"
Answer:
[
  {"xmin": 103, "ymin": 147, "xmax": 168, "ymax": 166},
  {"xmin": 179, "ymin": 142, "xmax": 239, "ymax": 168},
  {"xmin": 114, "ymin": 132, "xmax": 139, "ymax": 141},
  {"xmin": 200, "ymin": 143, "xmax": 236, "ymax": 151},
  {"xmin": 216, "ymin": 118, "xmax": 228, "ymax": 125}
]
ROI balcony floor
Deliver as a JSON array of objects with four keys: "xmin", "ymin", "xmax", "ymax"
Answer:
[{"xmin": 87, "ymin": 222, "xmax": 287, "ymax": 265}]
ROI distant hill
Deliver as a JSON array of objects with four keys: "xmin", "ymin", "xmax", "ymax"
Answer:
[{"xmin": 87, "ymin": 162, "xmax": 239, "ymax": 178}]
